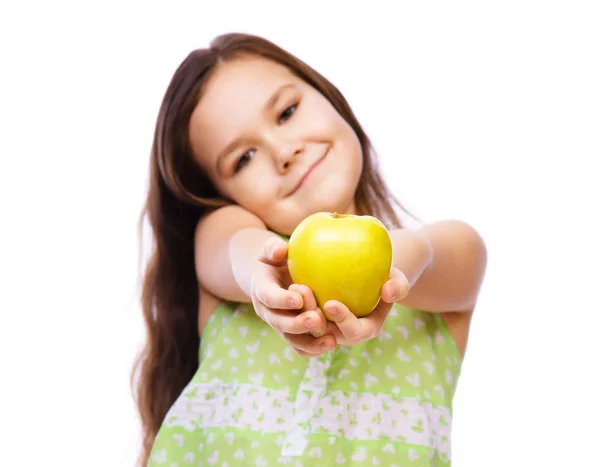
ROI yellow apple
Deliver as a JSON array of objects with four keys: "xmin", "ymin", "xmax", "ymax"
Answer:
[{"xmin": 287, "ymin": 212, "xmax": 393, "ymax": 320}]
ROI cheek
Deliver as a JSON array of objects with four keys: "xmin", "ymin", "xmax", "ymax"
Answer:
[
  {"xmin": 227, "ymin": 170, "xmax": 278, "ymax": 211},
  {"xmin": 261, "ymin": 202, "xmax": 306, "ymax": 236},
  {"xmin": 332, "ymin": 121, "xmax": 363, "ymax": 171},
  {"xmin": 342, "ymin": 122, "xmax": 364, "ymax": 172},
  {"xmin": 315, "ymin": 111, "xmax": 342, "ymax": 136},
  {"xmin": 311, "ymin": 106, "xmax": 361, "ymax": 159},
  {"xmin": 297, "ymin": 96, "xmax": 340, "ymax": 134},
  {"xmin": 246, "ymin": 182, "xmax": 274, "ymax": 203}
]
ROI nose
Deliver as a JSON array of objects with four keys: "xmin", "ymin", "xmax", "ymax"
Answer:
[{"xmin": 274, "ymin": 139, "xmax": 304, "ymax": 173}]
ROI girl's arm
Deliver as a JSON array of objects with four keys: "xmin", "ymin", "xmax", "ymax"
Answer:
[
  {"xmin": 194, "ymin": 204, "xmax": 278, "ymax": 302},
  {"xmin": 195, "ymin": 204, "xmax": 334, "ymax": 355},
  {"xmin": 319, "ymin": 220, "xmax": 486, "ymax": 347},
  {"xmin": 391, "ymin": 220, "xmax": 488, "ymax": 312}
]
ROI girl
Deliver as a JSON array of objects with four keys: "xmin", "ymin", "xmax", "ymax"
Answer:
[{"xmin": 133, "ymin": 33, "xmax": 487, "ymax": 466}]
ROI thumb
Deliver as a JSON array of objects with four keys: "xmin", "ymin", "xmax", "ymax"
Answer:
[
  {"xmin": 258, "ymin": 236, "xmax": 288, "ymax": 266},
  {"xmin": 381, "ymin": 267, "xmax": 410, "ymax": 303}
]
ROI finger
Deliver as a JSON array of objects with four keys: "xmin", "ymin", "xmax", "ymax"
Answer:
[
  {"xmin": 288, "ymin": 284, "xmax": 328, "ymax": 338},
  {"xmin": 288, "ymin": 284, "xmax": 318, "ymax": 311},
  {"xmin": 323, "ymin": 300, "xmax": 369, "ymax": 343},
  {"xmin": 324, "ymin": 299, "xmax": 393, "ymax": 345},
  {"xmin": 256, "ymin": 280, "xmax": 303, "ymax": 310},
  {"xmin": 307, "ymin": 308, "xmax": 330, "ymax": 339},
  {"xmin": 265, "ymin": 308, "xmax": 322, "ymax": 335},
  {"xmin": 283, "ymin": 332, "xmax": 337, "ymax": 355},
  {"xmin": 258, "ymin": 237, "xmax": 288, "ymax": 266},
  {"xmin": 380, "ymin": 267, "xmax": 410, "ymax": 303}
]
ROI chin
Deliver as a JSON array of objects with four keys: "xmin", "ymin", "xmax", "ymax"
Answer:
[
  {"xmin": 313, "ymin": 179, "xmax": 358, "ymax": 214},
  {"xmin": 304, "ymin": 197, "xmax": 354, "ymax": 219}
]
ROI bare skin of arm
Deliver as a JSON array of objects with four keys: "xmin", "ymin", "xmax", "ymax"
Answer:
[
  {"xmin": 390, "ymin": 220, "xmax": 487, "ymax": 356},
  {"xmin": 195, "ymin": 205, "xmax": 320, "ymax": 335},
  {"xmin": 319, "ymin": 220, "xmax": 487, "ymax": 357},
  {"xmin": 195, "ymin": 207, "xmax": 486, "ymax": 356},
  {"xmin": 194, "ymin": 205, "xmax": 274, "ymax": 331},
  {"xmin": 194, "ymin": 205, "xmax": 273, "ymax": 302},
  {"xmin": 195, "ymin": 205, "xmax": 332, "ymax": 353},
  {"xmin": 391, "ymin": 220, "xmax": 487, "ymax": 313}
]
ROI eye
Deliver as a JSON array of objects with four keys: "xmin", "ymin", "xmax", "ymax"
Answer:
[
  {"xmin": 278, "ymin": 104, "xmax": 298, "ymax": 124},
  {"xmin": 234, "ymin": 149, "xmax": 255, "ymax": 173}
]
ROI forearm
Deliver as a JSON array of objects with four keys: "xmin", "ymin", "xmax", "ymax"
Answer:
[
  {"xmin": 392, "ymin": 220, "xmax": 487, "ymax": 312},
  {"xmin": 194, "ymin": 205, "xmax": 278, "ymax": 303},
  {"xmin": 389, "ymin": 228, "xmax": 433, "ymax": 288},
  {"xmin": 229, "ymin": 228, "xmax": 281, "ymax": 299}
]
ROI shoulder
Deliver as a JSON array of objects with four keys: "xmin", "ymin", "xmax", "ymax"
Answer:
[
  {"xmin": 420, "ymin": 220, "xmax": 486, "ymax": 252},
  {"xmin": 422, "ymin": 219, "xmax": 488, "ymax": 293},
  {"xmin": 194, "ymin": 204, "xmax": 267, "ymax": 246},
  {"xmin": 195, "ymin": 204, "xmax": 266, "ymax": 233}
]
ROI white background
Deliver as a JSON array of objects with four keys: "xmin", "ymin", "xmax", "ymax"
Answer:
[{"xmin": 1, "ymin": 1, "xmax": 599, "ymax": 466}]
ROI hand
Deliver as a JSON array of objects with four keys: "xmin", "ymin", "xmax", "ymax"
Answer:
[
  {"xmin": 324, "ymin": 267, "xmax": 410, "ymax": 346},
  {"xmin": 250, "ymin": 237, "xmax": 335, "ymax": 357},
  {"xmin": 287, "ymin": 283, "xmax": 337, "ymax": 356}
]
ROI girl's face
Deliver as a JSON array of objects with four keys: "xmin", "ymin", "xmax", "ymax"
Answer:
[{"xmin": 189, "ymin": 55, "xmax": 363, "ymax": 235}]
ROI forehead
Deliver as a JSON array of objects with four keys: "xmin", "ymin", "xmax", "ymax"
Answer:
[
  {"xmin": 189, "ymin": 56, "xmax": 301, "ymax": 168},
  {"xmin": 206, "ymin": 55, "xmax": 297, "ymax": 98}
]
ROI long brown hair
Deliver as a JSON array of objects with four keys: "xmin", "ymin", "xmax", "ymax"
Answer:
[{"xmin": 132, "ymin": 32, "xmax": 411, "ymax": 466}]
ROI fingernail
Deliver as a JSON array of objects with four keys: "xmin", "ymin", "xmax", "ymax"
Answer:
[
  {"xmin": 326, "ymin": 305, "xmax": 338, "ymax": 315},
  {"xmin": 305, "ymin": 317, "xmax": 315, "ymax": 329},
  {"xmin": 271, "ymin": 244, "xmax": 279, "ymax": 257},
  {"xmin": 288, "ymin": 296, "xmax": 298, "ymax": 307},
  {"xmin": 320, "ymin": 340, "xmax": 329, "ymax": 350},
  {"xmin": 390, "ymin": 285, "xmax": 402, "ymax": 302}
]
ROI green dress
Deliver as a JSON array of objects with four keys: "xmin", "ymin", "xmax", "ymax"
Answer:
[{"xmin": 148, "ymin": 301, "xmax": 463, "ymax": 466}]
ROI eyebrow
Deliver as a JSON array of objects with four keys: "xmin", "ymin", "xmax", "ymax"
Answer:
[{"xmin": 215, "ymin": 83, "xmax": 298, "ymax": 174}]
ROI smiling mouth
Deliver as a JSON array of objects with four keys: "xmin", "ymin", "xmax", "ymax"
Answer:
[{"xmin": 288, "ymin": 149, "xmax": 328, "ymax": 196}]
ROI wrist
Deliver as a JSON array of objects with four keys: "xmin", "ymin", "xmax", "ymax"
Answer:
[
  {"xmin": 229, "ymin": 228, "xmax": 276, "ymax": 298},
  {"xmin": 390, "ymin": 229, "xmax": 433, "ymax": 287}
]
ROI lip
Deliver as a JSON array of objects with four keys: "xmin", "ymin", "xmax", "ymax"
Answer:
[{"xmin": 288, "ymin": 149, "xmax": 328, "ymax": 196}]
